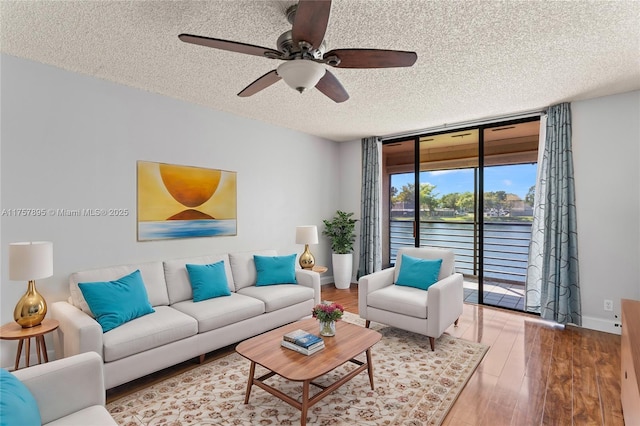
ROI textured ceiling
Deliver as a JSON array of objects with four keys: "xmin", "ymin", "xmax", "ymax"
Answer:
[{"xmin": 1, "ymin": 1, "xmax": 639, "ymax": 142}]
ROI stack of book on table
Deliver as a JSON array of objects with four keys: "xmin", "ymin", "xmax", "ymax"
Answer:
[{"xmin": 281, "ymin": 329, "xmax": 325, "ymax": 355}]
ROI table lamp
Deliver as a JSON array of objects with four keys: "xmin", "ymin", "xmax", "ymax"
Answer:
[
  {"xmin": 9, "ymin": 241, "xmax": 53, "ymax": 328},
  {"xmin": 295, "ymin": 226, "xmax": 318, "ymax": 270}
]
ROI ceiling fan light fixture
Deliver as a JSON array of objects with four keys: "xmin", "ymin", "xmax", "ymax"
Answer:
[{"xmin": 277, "ymin": 60, "xmax": 326, "ymax": 93}]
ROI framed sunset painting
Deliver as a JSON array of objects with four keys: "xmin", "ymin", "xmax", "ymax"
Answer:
[{"xmin": 137, "ymin": 161, "xmax": 237, "ymax": 241}]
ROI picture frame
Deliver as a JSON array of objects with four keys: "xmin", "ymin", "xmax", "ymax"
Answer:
[{"xmin": 137, "ymin": 161, "xmax": 237, "ymax": 241}]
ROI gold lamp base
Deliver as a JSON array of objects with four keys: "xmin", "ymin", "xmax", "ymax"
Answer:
[
  {"xmin": 299, "ymin": 244, "xmax": 315, "ymax": 270},
  {"xmin": 14, "ymin": 280, "xmax": 47, "ymax": 328}
]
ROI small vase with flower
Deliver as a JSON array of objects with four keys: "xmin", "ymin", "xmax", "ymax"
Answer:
[{"xmin": 312, "ymin": 301, "xmax": 344, "ymax": 337}]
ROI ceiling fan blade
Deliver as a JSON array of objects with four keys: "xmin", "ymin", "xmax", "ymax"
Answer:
[
  {"xmin": 315, "ymin": 70, "xmax": 349, "ymax": 103},
  {"xmin": 292, "ymin": 0, "xmax": 332, "ymax": 48},
  {"xmin": 179, "ymin": 34, "xmax": 282, "ymax": 59},
  {"xmin": 237, "ymin": 70, "xmax": 281, "ymax": 97},
  {"xmin": 324, "ymin": 49, "xmax": 417, "ymax": 68}
]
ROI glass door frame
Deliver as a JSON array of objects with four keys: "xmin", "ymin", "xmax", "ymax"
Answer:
[{"xmin": 383, "ymin": 116, "xmax": 540, "ymax": 308}]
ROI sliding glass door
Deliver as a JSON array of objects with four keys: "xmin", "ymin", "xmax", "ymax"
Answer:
[
  {"xmin": 417, "ymin": 129, "xmax": 480, "ymax": 302},
  {"xmin": 481, "ymin": 122, "xmax": 539, "ymax": 310},
  {"xmin": 382, "ymin": 118, "xmax": 539, "ymax": 312}
]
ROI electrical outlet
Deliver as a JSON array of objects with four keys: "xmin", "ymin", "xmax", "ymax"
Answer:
[{"xmin": 604, "ymin": 299, "xmax": 613, "ymax": 312}]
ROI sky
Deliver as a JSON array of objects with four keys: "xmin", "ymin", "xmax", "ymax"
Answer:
[{"xmin": 390, "ymin": 164, "xmax": 538, "ymax": 199}]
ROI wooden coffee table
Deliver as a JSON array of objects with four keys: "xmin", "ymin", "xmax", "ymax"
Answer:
[{"xmin": 236, "ymin": 317, "xmax": 381, "ymax": 426}]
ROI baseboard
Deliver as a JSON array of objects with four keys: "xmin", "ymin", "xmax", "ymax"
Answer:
[
  {"xmin": 581, "ymin": 315, "xmax": 622, "ymax": 335},
  {"xmin": 320, "ymin": 276, "xmax": 334, "ymax": 286},
  {"xmin": 2, "ymin": 349, "xmax": 57, "ymax": 371},
  {"xmin": 320, "ymin": 276, "xmax": 357, "ymax": 286}
]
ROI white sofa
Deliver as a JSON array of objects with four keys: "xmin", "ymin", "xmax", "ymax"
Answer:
[
  {"xmin": 12, "ymin": 352, "xmax": 116, "ymax": 426},
  {"xmin": 358, "ymin": 246, "xmax": 463, "ymax": 351},
  {"xmin": 51, "ymin": 249, "xmax": 320, "ymax": 390}
]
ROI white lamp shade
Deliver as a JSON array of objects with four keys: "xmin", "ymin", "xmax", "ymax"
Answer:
[
  {"xmin": 9, "ymin": 241, "xmax": 53, "ymax": 281},
  {"xmin": 277, "ymin": 60, "xmax": 326, "ymax": 93},
  {"xmin": 296, "ymin": 226, "xmax": 319, "ymax": 245}
]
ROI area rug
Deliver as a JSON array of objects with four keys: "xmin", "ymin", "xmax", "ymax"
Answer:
[{"xmin": 107, "ymin": 313, "xmax": 488, "ymax": 425}]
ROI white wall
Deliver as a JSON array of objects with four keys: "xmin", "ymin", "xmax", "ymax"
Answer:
[
  {"xmin": 0, "ymin": 54, "xmax": 342, "ymax": 367},
  {"xmin": 335, "ymin": 139, "xmax": 362, "ymax": 279},
  {"xmin": 573, "ymin": 90, "xmax": 640, "ymax": 333}
]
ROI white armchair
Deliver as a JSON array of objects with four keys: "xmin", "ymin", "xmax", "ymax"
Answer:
[
  {"xmin": 358, "ymin": 246, "xmax": 464, "ymax": 350},
  {"xmin": 12, "ymin": 352, "xmax": 116, "ymax": 426}
]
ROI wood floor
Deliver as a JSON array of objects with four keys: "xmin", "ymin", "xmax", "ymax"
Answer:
[{"xmin": 107, "ymin": 284, "xmax": 624, "ymax": 425}]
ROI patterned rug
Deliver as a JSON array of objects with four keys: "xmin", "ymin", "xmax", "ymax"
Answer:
[{"xmin": 107, "ymin": 313, "xmax": 488, "ymax": 425}]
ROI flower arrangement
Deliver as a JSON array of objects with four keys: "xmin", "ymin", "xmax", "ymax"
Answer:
[{"xmin": 312, "ymin": 301, "xmax": 344, "ymax": 323}]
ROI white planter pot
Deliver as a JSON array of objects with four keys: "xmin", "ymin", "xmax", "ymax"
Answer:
[{"xmin": 332, "ymin": 253, "xmax": 353, "ymax": 289}]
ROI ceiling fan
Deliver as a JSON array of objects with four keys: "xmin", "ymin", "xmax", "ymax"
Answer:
[{"xmin": 178, "ymin": 0, "xmax": 417, "ymax": 103}]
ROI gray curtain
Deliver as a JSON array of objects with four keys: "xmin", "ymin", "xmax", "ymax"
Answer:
[
  {"xmin": 525, "ymin": 103, "xmax": 581, "ymax": 325},
  {"xmin": 358, "ymin": 136, "xmax": 382, "ymax": 278}
]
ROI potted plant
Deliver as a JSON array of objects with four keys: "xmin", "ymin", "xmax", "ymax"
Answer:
[{"xmin": 322, "ymin": 210, "xmax": 357, "ymax": 289}]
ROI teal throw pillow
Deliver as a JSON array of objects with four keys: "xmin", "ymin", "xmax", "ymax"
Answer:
[
  {"xmin": 78, "ymin": 269, "xmax": 155, "ymax": 332},
  {"xmin": 254, "ymin": 254, "xmax": 297, "ymax": 286},
  {"xmin": 186, "ymin": 261, "xmax": 232, "ymax": 302},
  {"xmin": 0, "ymin": 369, "xmax": 41, "ymax": 426},
  {"xmin": 395, "ymin": 254, "xmax": 443, "ymax": 290}
]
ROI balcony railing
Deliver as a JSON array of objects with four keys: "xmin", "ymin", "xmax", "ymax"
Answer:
[{"xmin": 390, "ymin": 220, "xmax": 532, "ymax": 284}]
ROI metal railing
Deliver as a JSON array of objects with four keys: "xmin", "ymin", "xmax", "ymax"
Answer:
[{"xmin": 390, "ymin": 220, "xmax": 532, "ymax": 284}]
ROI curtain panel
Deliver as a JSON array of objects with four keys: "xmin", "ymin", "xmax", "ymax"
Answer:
[
  {"xmin": 358, "ymin": 136, "xmax": 382, "ymax": 278},
  {"xmin": 525, "ymin": 103, "xmax": 581, "ymax": 325}
]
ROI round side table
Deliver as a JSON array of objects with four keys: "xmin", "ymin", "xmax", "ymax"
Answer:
[
  {"xmin": 0, "ymin": 318, "xmax": 59, "ymax": 371},
  {"xmin": 312, "ymin": 265, "xmax": 328, "ymax": 274}
]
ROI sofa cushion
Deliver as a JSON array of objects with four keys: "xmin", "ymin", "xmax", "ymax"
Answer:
[
  {"xmin": 367, "ymin": 285, "xmax": 428, "ymax": 319},
  {"xmin": 171, "ymin": 293, "xmax": 265, "ymax": 333},
  {"xmin": 254, "ymin": 254, "xmax": 297, "ymax": 285},
  {"xmin": 228, "ymin": 249, "xmax": 278, "ymax": 290},
  {"xmin": 78, "ymin": 270, "xmax": 155, "ymax": 332},
  {"xmin": 70, "ymin": 261, "xmax": 169, "ymax": 315},
  {"xmin": 237, "ymin": 285, "xmax": 314, "ymax": 313},
  {"xmin": 0, "ymin": 369, "xmax": 41, "ymax": 426},
  {"xmin": 163, "ymin": 254, "xmax": 235, "ymax": 304},
  {"xmin": 395, "ymin": 255, "xmax": 442, "ymax": 290},
  {"xmin": 102, "ymin": 306, "xmax": 198, "ymax": 362},
  {"xmin": 186, "ymin": 261, "xmax": 232, "ymax": 302}
]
